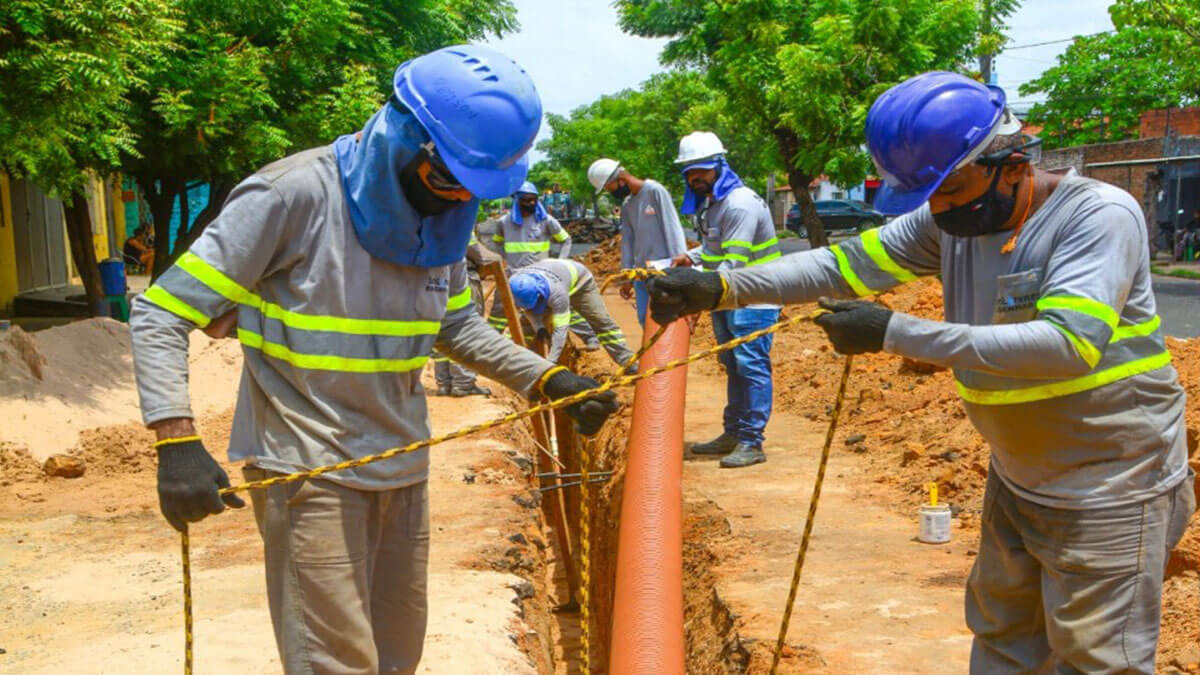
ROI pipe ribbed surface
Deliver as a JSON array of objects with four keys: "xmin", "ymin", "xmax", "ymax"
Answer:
[{"xmin": 608, "ymin": 318, "xmax": 688, "ymax": 674}]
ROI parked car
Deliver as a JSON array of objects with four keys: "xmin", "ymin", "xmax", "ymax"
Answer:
[{"xmin": 786, "ymin": 199, "xmax": 884, "ymax": 235}]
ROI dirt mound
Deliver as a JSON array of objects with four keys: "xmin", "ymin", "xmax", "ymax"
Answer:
[
  {"xmin": 0, "ymin": 318, "xmax": 243, "ymax": 467},
  {"xmin": 578, "ymin": 234, "xmax": 624, "ymax": 278}
]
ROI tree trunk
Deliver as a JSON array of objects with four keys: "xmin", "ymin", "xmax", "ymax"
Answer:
[
  {"xmin": 63, "ymin": 191, "xmax": 110, "ymax": 317},
  {"xmin": 139, "ymin": 175, "xmax": 184, "ymax": 280},
  {"xmin": 176, "ymin": 184, "xmax": 190, "ymax": 248},
  {"xmin": 772, "ymin": 127, "xmax": 829, "ymax": 247},
  {"xmin": 166, "ymin": 179, "xmax": 234, "ymax": 268}
]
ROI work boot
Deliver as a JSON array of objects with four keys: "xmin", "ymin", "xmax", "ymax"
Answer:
[
  {"xmin": 584, "ymin": 338, "xmax": 601, "ymax": 351},
  {"xmin": 720, "ymin": 442, "xmax": 766, "ymax": 468},
  {"xmin": 451, "ymin": 384, "xmax": 492, "ymax": 397},
  {"xmin": 690, "ymin": 432, "xmax": 739, "ymax": 456},
  {"xmin": 433, "ymin": 384, "xmax": 452, "ymax": 397}
]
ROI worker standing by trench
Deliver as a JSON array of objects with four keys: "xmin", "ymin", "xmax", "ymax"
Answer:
[
  {"xmin": 670, "ymin": 131, "xmax": 783, "ymax": 469},
  {"xmin": 649, "ymin": 71, "xmax": 1194, "ymax": 674},
  {"xmin": 587, "ymin": 158, "xmax": 689, "ymax": 326},
  {"xmin": 129, "ymin": 45, "xmax": 619, "ymax": 675}
]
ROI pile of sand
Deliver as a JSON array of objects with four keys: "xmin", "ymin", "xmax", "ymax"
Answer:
[{"xmin": 0, "ymin": 319, "xmax": 243, "ymax": 469}]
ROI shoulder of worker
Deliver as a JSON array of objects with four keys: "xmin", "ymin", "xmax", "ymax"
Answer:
[
  {"xmin": 642, "ymin": 179, "xmax": 672, "ymax": 199},
  {"xmin": 720, "ymin": 185, "xmax": 769, "ymax": 212},
  {"xmin": 1044, "ymin": 174, "xmax": 1146, "ymax": 241},
  {"xmin": 230, "ymin": 146, "xmax": 339, "ymax": 218}
]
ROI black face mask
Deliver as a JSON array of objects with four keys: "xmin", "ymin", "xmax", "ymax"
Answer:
[
  {"xmin": 399, "ymin": 154, "xmax": 461, "ymax": 218},
  {"xmin": 932, "ymin": 168, "xmax": 1017, "ymax": 237},
  {"xmin": 610, "ymin": 183, "xmax": 631, "ymax": 201},
  {"xmin": 518, "ymin": 199, "xmax": 537, "ymax": 216}
]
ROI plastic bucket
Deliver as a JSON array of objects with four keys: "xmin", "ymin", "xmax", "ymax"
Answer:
[
  {"xmin": 99, "ymin": 258, "xmax": 127, "ymax": 296},
  {"xmin": 918, "ymin": 503, "xmax": 952, "ymax": 544}
]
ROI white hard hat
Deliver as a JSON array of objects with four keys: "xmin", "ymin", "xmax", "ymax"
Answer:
[
  {"xmin": 588, "ymin": 158, "xmax": 622, "ymax": 195},
  {"xmin": 675, "ymin": 131, "xmax": 727, "ymax": 165}
]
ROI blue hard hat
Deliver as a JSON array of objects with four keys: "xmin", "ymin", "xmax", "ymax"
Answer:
[
  {"xmin": 514, "ymin": 181, "xmax": 538, "ymax": 196},
  {"xmin": 510, "ymin": 273, "xmax": 550, "ymax": 314},
  {"xmin": 866, "ymin": 71, "xmax": 1017, "ymax": 215},
  {"xmin": 393, "ymin": 45, "xmax": 542, "ymax": 200}
]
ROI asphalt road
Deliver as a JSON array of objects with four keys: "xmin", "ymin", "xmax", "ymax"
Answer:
[{"xmin": 777, "ymin": 237, "xmax": 1200, "ymax": 338}]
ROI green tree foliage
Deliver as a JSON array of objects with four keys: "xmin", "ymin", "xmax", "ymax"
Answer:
[
  {"xmin": 617, "ymin": 0, "xmax": 978, "ymax": 245},
  {"xmin": 0, "ymin": 0, "xmax": 178, "ymax": 313},
  {"xmin": 1020, "ymin": 2, "xmax": 1199, "ymax": 149},
  {"xmin": 536, "ymin": 70, "xmax": 778, "ymax": 217},
  {"xmin": 123, "ymin": 0, "xmax": 518, "ymax": 276}
]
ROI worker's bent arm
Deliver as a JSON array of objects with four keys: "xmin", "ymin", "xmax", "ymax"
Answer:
[
  {"xmin": 619, "ymin": 210, "xmax": 634, "ymax": 269},
  {"xmin": 549, "ymin": 216, "xmax": 572, "ymax": 259},
  {"xmin": 655, "ymin": 183, "xmax": 689, "ymax": 258},
  {"xmin": 719, "ymin": 207, "xmax": 942, "ymax": 307},
  {"xmin": 437, "ymin": 262, "xmax": 553, "ymax": 396},
  {"xmin": 130, "ymin": 175, "xmax": 298, "ymax": 427},
  {"xmin": 543, "ymin": 292, "xmax": 571, "ymax": 363}
]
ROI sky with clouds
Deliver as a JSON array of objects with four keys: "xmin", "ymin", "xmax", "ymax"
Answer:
[{"xmin": 484, "ymin": 0, "xmax": 1117, "ymax": 161}]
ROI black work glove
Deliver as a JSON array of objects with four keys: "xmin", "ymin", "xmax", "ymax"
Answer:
[
  {"xmin": 646, "ymin": 268, "xmax": 725, "ymax": 325},
  {"xmin": 541, "ymin": 369, "xmax": 620, "ymax": 436},
  {"xmin": 156, "ymin": 437, "xmax": 245, "ymax": 532},
  {"xmin": 812, "ymin": 297, "xmax": 894, "ymax": 355}
]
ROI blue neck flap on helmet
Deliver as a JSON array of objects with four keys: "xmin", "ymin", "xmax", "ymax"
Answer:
[
  {"xmin": 680, "ymin": 158, "xmax": 744, "ymax": 215},
  {"xmin": 510, "ymin": 198, "xmax": 548, "ymax": 225},
  {"xmin": 333, "ymin": 103, "xmax": 480, "ymax": 268}
]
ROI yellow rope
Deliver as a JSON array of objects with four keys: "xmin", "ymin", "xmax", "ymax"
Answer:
[
  {"xmin": 769, "ymin": 354, "xmax": 854, "ymax": 674},
  {"xmin": 599, "ymin": 267, "xmax": 665, "ymax": 295},
  {"xmin": 178, "ymin": 305, "xmax": 831, "ymax": 674},
  {"xmin": 578, "ymin": 436, "xmax": 593, "ymax": 673}
]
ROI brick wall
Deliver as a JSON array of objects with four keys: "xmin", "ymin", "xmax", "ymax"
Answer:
[{"xmin": 1140, "ymin": 107, "xmax": 1200, "ymax": 138}]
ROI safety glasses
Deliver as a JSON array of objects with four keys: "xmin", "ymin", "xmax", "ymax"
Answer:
[{"xmin": 417, "ymin": 142, "xmax": 474, "ymax": 202}]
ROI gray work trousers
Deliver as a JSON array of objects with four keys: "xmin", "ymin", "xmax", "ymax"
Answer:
[
  {"xmin": 245, "ymin": 467, "xmax": 431, "ymax": 675},
  {"xmin": 434, "ymin": 276, "xmax": 484, "ymax": 389},
  {"xmin": 568, "ymin": 276, "xmax": 635, "ymax": 367},
  {"xmin": 966, "ymin": 467, "xmax": 1195, "ymax": 674}
]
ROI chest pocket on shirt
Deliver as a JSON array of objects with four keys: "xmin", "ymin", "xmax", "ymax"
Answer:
[{"xmin": 992, "ymin": 270, "xmax": 1041, "ymax": 325}]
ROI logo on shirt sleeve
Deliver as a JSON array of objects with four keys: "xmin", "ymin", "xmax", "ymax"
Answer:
[{"xmin": 425, "ymin": 277, "xmax": 449, "ymax": 293}]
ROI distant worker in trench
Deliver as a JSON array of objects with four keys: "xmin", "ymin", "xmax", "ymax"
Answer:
[
  {"xmin": 587, "ymin": 157, "xmax": 689, "ymax": 326},
  {"xmin": 648, "ymin": 72, "xmax": 1194, "ymax": 674},
  {"xmin": 488, "ymin": 181, "xmax": 600, "ymax": 350},
  {"xmin": 671, "ymin": 130, "xmax": 782, "ymax": 469},
  {"xmin": 508, "ymin": 259, "xmax": 636, "ymax": 369},
  {"xmin": 129, "ymin": 45, "xmax": 619, "ymax": 675}
]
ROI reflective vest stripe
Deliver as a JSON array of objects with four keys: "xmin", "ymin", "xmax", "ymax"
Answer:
[
  {"xmin": 143, "ymin": 285, "xmax": 212, "ymax": 328},
  {"xmin": 956, "ymin": 350, "xmax": 1171, "ymax": 405},
  {"xmin": 237, "ymin": 328, "xmax": 430, "ymax": 373}
]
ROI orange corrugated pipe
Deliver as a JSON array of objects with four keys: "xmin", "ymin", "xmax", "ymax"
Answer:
[{"xmin": 608, "ymin": 317, "xmax": 688, "ymax": 674}]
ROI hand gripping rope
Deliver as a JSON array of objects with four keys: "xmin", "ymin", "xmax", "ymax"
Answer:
[{"xmin": 176, "ymin": 269, "xmax": 849, "ymax": 674}]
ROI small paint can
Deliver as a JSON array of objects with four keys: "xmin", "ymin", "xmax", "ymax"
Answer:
[
  {"xmin": 918, "ymin": 503, "xmax": 952, "ymax": 544},
  {"xmin": 0, "ymin": 319, "xmax": 9, "ymax": 331}
]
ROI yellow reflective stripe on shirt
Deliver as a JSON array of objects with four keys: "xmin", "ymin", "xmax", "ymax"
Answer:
[
  {"xmin": 700, "ymin": 252, "xmax": 724, "ymax": 262},
  {"xmin": 551, "ymin": 312, "xmax": 571, "ymax": 329},
  {"xmin": 568, "ymin": 263, "xmax": 580, "ymax": 294},
  {"xmin": 830, "ymin": 244, "xmax": 875, "ymax": 297},
  {"xmin": 238, "ymin": 329, "xmax": 429, "ymax": 373},
  {"xmin": 504, "ymin": 241, "xmax": 551, "ymax": 252},
  {"xmin": 1111, "ymin": 315, "xmax": 1161, "ymax": 342},
  {"xmin": 956, "ymin": 350, "xmax": 1172, "ymax": 405},
  {"xmin": 551, "ymin": 229, "xmax": 570, "ymax": 243},
  {"xmin": 177, "ymin": 252, "xmax": 441, "ymax": 337},
  {"xmin": 748, "ymin": 251, "xmax": 781, "ymax": 266},
  {"xmin": 143, "ymin": 285, "xmax": 212, "ymax": 328},
  {"xmin": 445, "ymin": 287, "xmax": 472, "ymax": 312},
  {"xmin": 1036, "ymin": 295, "xmax": 1120, "ymax": 328},
  {"xmin": 860, "ymin": 228, "xmax": 918, "ymax": 284},
  {"xmin": 722, "ymin": 238, "xmax": 779, "ymax": 251},
  {"xmin": 492, "ymin": 233, "xmax": 504, "ymax": 243},
  {"xmin": 1047, "ymin": 321, "xmax": 1103, "ymax": 369}
]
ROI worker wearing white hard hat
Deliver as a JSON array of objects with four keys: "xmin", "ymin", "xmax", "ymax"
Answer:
[
  {"xmin": 587, "ymin": 157, "xmax": 688, "ymax": 325},
  {"xmin": 670, "ymin": 131, "xmax": 781, "ymax": 469}
]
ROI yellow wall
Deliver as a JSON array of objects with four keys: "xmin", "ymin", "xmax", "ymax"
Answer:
[
  {"xmin": 0, "ymin": 173, "xmax": 19, "ymax": 314},
  {"xmin": 111, "ymin": 177, "xmax": 127, "ymax": 250},
  {"xmin": 90, "ymin": 175, "xmax": 110, "ymax": 261}
]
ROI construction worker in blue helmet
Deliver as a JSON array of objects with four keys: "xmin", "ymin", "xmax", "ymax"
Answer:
[
  {"xmin": 509, "ymin": 258, "xmax": 636, "ymax": 368},
  {"xmin": 669, "ymin": 131, "xmax": 782, "ymax": 469},
  {"xmin": 129, "ymin": 45, "xmax": 618, "ymax": 674},
  {"xmin": 648, "ymin": 71, "xmax": 1191, "ymax": 673},
  {"xmin": 488, "ymin": 180, "xmax": 601, "ymax": 348}
]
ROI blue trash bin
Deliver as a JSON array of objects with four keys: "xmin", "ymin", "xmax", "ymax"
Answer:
[{"xmin": 99, "ymin": 258, "xmax": 127, "ymax": 296}]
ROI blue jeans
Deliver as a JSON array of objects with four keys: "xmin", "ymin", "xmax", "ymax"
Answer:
[
  {"xmin": 711, "ymin": 308, "xmax": 777, "ymax": 446},
  {"xmin": 633, "ymin": 280, "xmax": 649, "ymax": 326}
]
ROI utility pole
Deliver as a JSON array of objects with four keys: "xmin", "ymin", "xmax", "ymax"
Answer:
[{"xmin": 980, "ymin": 53, "xmax": 993, "ymax": 85}]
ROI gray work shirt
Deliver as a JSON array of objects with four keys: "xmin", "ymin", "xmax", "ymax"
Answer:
[
  {"xmin": 619, "ymin": 179, "xmax": 688, "ymax": 268},
  {"xmin": 686, "ymin": 185, "xmax": 782, "ymax": 310},
  {"xmin": 515, "ymin": 259, "xmax": 592, "ymax": 362},
  {"xmin": 722, "ymin": 173, "xmax": 1187, "ymax": 509},
  {"xmin": 130, "ymin": 146, "xmax": 553, "ymax": 491},
  {"xmin": 493, "ymin": 211, "xmax": 571, "ymax": 269}
]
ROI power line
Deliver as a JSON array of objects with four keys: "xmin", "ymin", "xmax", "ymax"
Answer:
[{"xmin": 1003, "ymin": 30, "xmax": 1113, "ymax": 51}]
